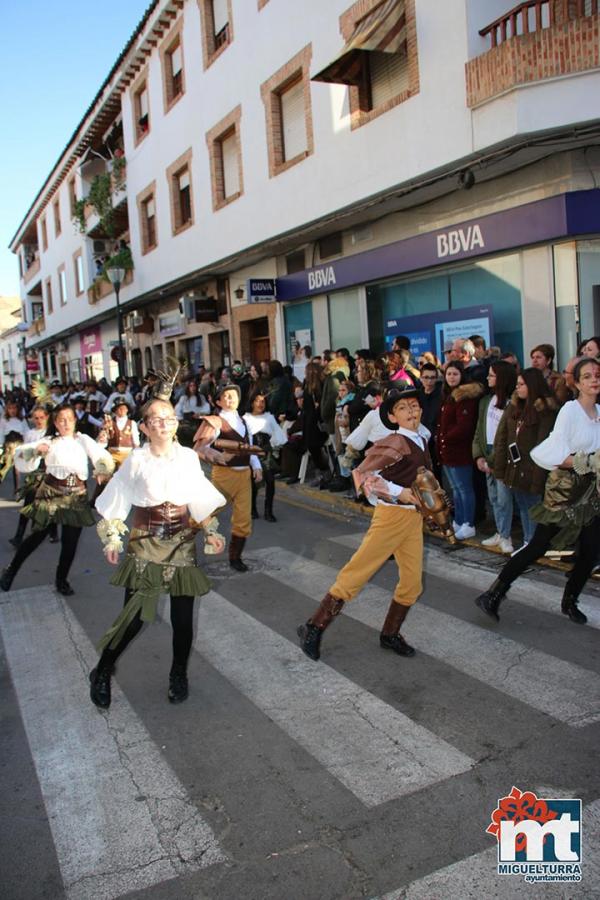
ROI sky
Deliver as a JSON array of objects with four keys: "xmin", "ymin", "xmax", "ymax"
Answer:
[{"xmin": 0, "ymin": 0, "xmax": 151, "ymax": 299}]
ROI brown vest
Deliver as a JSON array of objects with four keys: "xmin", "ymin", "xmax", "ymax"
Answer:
[
  {"xmin": 218, "ymin": 417, "xmax": 251, "ymax": 468},
  {"xmin": 108, "ymin": 419, "xmax": 134, "ymax": 449}
]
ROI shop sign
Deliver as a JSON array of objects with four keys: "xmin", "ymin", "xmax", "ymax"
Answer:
[
  {"xmin": 384, "ymin": 304, "xmax": 494, "ymax": 360},
  {"xmin": 275, "ymin": 189, "xmax": 600, "ymax": 302},
  {"xmin": 247, "ymin": 278, "xmax": 276, "ymax": 302},
  {"xmin": 159, "ymin": 313, "xmax": 186, "ymax": 337},
  {"xmin": 26, "ymin": 358, "xmax": 40, "ymax": 372},
  {"xmin": 80, "ymin": 325, "xmax": 102, "ymax": 357},
  {"xmin": 195, "ymin": 297, "xmax": 219, "ymax": 322}
]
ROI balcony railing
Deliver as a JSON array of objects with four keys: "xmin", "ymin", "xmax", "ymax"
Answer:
[
  {"xmin": 27, "ymin": 316, "xmax": 46, "ymax": 337},
  {"xmin": 480, "ymin": 1, "xmax": 553, "ymax": 48},
  {"xmin": 23, "ymin": 253, "xmax": 41, "ymax": 285},
  {"xmin": 87, "ymin": 268, "xmax": 133, "ymax": 305}
]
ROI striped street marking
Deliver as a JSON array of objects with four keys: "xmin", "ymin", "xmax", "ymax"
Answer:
[
  {"xmin": 374, "ymin": 796, "xmax": 600, "ymax": 899},
  {"xmin": 331, "ymin": 533, "xmax": 600, "ymax": 630},
  {"xmin": 160, "ymin": 593, "xmax": 474, "ymax": 808},
  {"xmin": 253, "ymin": 547, "xmax": 600, "ymax": 728},
  {"xmin": 0, "ymin": 586, "xmax": 225, "ymax": 900}
]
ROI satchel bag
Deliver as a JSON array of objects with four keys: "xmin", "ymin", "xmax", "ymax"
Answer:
[{"xmin": 542, "ymin": 468, "xmax": 595, "ymax": 511}]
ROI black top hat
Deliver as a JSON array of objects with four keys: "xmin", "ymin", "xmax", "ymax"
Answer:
[
  {"xmin": 379, "ymin": 385, "xmax": 421, "ymax": 431},
  {"xmin": 111, "ymin": 395, "xmax": 132, "ymax": 413},
  {"xmin": 215, "ymin": 382, "xmax": 241, "ymax": 402}
]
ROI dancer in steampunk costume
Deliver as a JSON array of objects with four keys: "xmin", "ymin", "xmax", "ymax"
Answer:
[
  {"xmin": 298, "ymin": 385, "xmax": 455, "ymax": 662},
  {"xmin": 89, "ymin": 370, "xmax": 227, "ymax": 709},
  {"xmin": 97, "ymin": 395, "xmax": 140, "ymax": 469},
  {"xmin": 8, "ymin": 404, "xmax": 59, "ymax": 548},
  {"xmin": 0, "ymin": 403, "xmax": 115, "ymax": 596},
  {"xmin": 193, "ymin": 383, "xmax": 263, "ymax": 572}
]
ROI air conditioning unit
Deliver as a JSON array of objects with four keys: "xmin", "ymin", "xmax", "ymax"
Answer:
[{"xmin": 92, "ymin": 239, "xmax": 111, "ymax": 257}]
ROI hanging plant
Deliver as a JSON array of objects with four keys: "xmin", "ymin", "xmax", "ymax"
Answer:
[
  {"xmin": 71, "ymin": 172, "xmax": 115, "ymax": 237},
  {"xmin": 102, "ymin": 246, "xmax": 134, "ymax": 281},
  {"xmin": 111, "ymin": 153, "xmax": 126, "ymax": 190},
  {"xmin": 73, "ymin": 198, "xmax": 87, "ymax": 234}
]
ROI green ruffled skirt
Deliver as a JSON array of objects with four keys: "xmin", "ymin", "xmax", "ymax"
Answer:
[
  {"xmin": 23, "ymin": 480, "xmax": 95, "ymax": 531},
  {"xmin": 98, "ymin": 527, "xmax": 211, "ymax": 651},
  {"xmin": 530, "ymin": 491, "xmax": 600, "ymax": 549}
]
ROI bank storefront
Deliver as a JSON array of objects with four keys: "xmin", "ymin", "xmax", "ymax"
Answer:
[{"xmin": 277, "ymin": 189, "xmax": 600, "ymax": 368}]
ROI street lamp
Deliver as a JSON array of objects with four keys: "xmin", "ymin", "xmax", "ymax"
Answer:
[{"xmin": 106, "ymin": 266, "xmax": 126, "ymax": 378}]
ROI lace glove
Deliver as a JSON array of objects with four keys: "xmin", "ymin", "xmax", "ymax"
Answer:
[
  {"xmin": 97, "ymin": 518, "xmax": 128, "ymax": 554},
  {"xmin": 573, "ymin": 450, "xmax": 600, "ymax": 476},
  {"xmin": 190, "ymin": 516, "xmax": 226, "ymax": 555},
  {"xmin": 93, "ymin": 454, "xmax": 116, "ymax": 478}
]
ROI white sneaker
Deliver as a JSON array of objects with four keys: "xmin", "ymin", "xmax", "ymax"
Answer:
[
  {"xmin": 455, "ymin": 524, "xmax": 476, "ymax": 540},
  {"xmin": 499, "ymin": 537, "xmax": 514, "ymax": 554},
  {"xmin": 511, "ymin": 541, "xmax": 529, "ymax": 557},
  {"xmin": 452, "ymin": 520, "xmax": 460, "ymax": 533},
  {"xmin": 481, "ymin": 533, "xmax": 501, "ymax": 547}
]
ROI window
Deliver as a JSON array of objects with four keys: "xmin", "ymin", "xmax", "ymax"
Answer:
[
  {"xmin": 279, "ymin": 78, "xmax": 307, "ymax": 162},
  {"xmin": 161, "ymin": 24, "xmax": 185, "ymax": 111},
  {"xmin": 313, "ymin": 0, "xmax": 419, "ymax": 130},
  {"xmin": 58, "ymin": 265, "xmax": 67, "ymax": 305},
  {"xmin": 199, "ymin": 0, "xmax": 233, "ymax": 68},
  {"xmin": 45, "ymin": 278, "xmax": 53, "ymax": 315},
  {"xmin": 206, "ymin": 106, "xmax": 243, "ymax": 211},
  {"xmin": 74, "ymin": 252, "xmax": 84, "ymax": 296},
  {"xmin": 137, "ymin": 182, "xmax": 158, "ymax": 254},
  {"xmin": 53, "ymin": 198, "xmax": 61, "ymax": 237},
  {"xmin": 319, "ymin": 232, "xmax": 343, "ymax": 260},
  {"xmin": 132, "ymin": 77, "xmax": 150, "ymax": 145},
  {"xmin": 68, "ymin": 177, "xmax": 77, "ymax": 216},
  {"xmin": 261, "ymin": 45, "xmax": 314, "ymax": 178},
  {"xmin": 286, "ymin": 250, "xmax": 305, "ymax": 274},
  {"xmin": 40, "ymin": 217, "xmax": 48, "ymax": 252},
  {"xmin": 167, "ymin": 150, "xmax": 194, "ymax": 234}
]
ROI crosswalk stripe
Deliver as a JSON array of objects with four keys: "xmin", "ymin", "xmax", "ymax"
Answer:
[
  {"xmin": 253, "ymin": 547, "xmax": 600, "ymax": 728},
  {"xmin": 330, "ymin": 533, "xmax": 600, "ymax": 630},
  {"xmin": 373, "ymin": 796, "xmax": 600, "ymax": 899},
  {"xmin": 159, "ymin": 592, "xmax": 474, "ymax": 808},
  {"xmin": 0, "ymin": 586, "xmax": 225, "ymax": 900}
]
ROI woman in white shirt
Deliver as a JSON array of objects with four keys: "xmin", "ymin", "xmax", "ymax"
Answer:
[
  {"xmin": 90, "ymin": 395, "xmax": 226, "ymax": 709},
  {"xmin": 9, "ymin": 405, "xmax": 58, "ymax": 548},
  {"xmin": 175, "ymin": 379, "xmax": 211, "ymax": 447},
  {"xmin": 244, "ymin": 391, "xmax": 287, "ymax": 522},
  {"xmin": 0, "ymin": 404, "xmax": 114, "ymax": 596},
  {"xmin": 476, "ymin": 358, "xmax": 600, "ymax": 625}
]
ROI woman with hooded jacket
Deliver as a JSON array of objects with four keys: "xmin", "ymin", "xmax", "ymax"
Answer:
[{"xmin": 492, "ymin": 367, "xmax": 558, "ymax": 550}]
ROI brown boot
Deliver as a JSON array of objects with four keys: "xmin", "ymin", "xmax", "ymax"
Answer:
[
  {"xmin": 379, "ymin": 600, "xmax": 415, "ymax": 657},
  {"xmin": 297, "ymin": 592, "xmax": 344, "ymax": 661},
  {"xmin": 229, "ymin": 534, "xmax": 248, "ymax": 572}
]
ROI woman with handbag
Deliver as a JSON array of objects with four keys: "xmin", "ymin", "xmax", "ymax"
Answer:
[{"xmin": 475, "ymin": 358, "xmax": 600, "ymax": 625}]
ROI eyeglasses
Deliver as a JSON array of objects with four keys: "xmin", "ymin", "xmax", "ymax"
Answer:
[{"xmin": 146, "ymin": 417, "xmax": 178, "ymax": 426}]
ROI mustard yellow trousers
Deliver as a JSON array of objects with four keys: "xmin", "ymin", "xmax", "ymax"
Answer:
[
  {"xmin": 211, "ymin": 466, "xmax": 252, "ymax": 538},
  {"xmin": 329, "ymin": 505, "xmax": 423, "ymax": 606}
]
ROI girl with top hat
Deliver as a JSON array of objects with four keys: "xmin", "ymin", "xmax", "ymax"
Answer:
[{"xmin": 97, "ymin": 396, "xmax": 140, "ymax": 469}]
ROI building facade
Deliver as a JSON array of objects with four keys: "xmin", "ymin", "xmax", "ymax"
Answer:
[{"xmin": 8, "ymin": 0, "xmax": 600, "ymax": 383}]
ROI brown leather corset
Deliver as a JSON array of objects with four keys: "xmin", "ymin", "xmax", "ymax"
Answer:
[
  {"xmin": 44, "ymin": 473, "xmax": 86, "ymax": 494},
  {"xmin": 131, "ymin": 503, "xmax": 189, "ymax": 538}
]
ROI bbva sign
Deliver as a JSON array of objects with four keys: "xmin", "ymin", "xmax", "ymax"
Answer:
[
  {"xmin": 308, "ymin": 266, "xmax": 337, "ymax": 290},
  {"xmin": 437, "ymin": 224, "xmax": 485, "ymax": 258}
]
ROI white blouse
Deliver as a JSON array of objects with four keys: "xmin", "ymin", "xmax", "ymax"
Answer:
[
  {"xmin": 531, "ymin": 400, "xmax": 600, "ymax": 470},
  {"xmin": 96, "ymin": 442, "xmax": 226, "ymax": 524},
  {"xmin": 243, "ymin": 412, "xmax": 288, "ymax": 448},
  {"xmin": 14, "ymin": 433, "xmax": 112, "ymax": 480},
  {"xmin": 346, "ymin": 408, "xmax": 395, "ymax": 450},
  {"xmin": 174, "ymin": 394, "xmax": 211, "ymax": 420},
  {"xmin": 0, "ymin": 417, "xmax": 27, "ymax": 445},
  {"xmin": 24, "ymin": 427, "xmax": 48, "ymax": 443}
]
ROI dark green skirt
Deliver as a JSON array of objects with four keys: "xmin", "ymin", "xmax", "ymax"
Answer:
[
  {"xmin": 98, "ymin": 527, "xmax": 211, "ymax": 651},
  {"xmin": 23, "ymin": 481, "xmax": 95, "ymax": 531}
]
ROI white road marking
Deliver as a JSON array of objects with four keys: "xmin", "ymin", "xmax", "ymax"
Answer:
[
  {"xmin": 0, "ymin": 586, "xmax": 225, "ymax": 900},
  {"xmin": 330, "ymin": 533, "xmax": 600, "ymax": 630},
  {"xmin": 254, "ymin": 547, "xmax": 600, "ymax": 727},
  {"xmin": 374, "ymin": 797, "xmax": 600, "ymax": 899},
  {"xmin": 159, "ymin": 593, "xmax": 474, "ymax": 808}
]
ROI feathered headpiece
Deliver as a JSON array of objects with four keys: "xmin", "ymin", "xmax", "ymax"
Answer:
[
  {"xmin": 150, "ymin": 358, "xmax": 181, "ymax": 402},
  {"xmin": 30, "ymin": 377, "xmax": 56, "ymax": 410}
]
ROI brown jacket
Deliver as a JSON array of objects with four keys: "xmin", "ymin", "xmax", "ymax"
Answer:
[{"xmin": 493, "ymin": 393, "xmax": 558, "ymax": 495}]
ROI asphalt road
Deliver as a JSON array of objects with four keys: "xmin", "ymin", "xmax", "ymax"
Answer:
[{"xmin": 0, "ymin": 476, "xmax": 599, "ymax": 900}]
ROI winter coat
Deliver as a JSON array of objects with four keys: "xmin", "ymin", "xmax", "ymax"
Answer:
[
  {"xmin": 320, "ymin": 360, "xmax": 350, "ymax": 434},
  {"xmin": 472, "ymin": 393, "xmax": 509, "ymax": 467},
  {"xmin": 493, "ymin": 393, "xmax": 558, "ymax": 495},
  {"xmin": 436, "ymin": 382, "xmax": 483, "ymax": 467}
]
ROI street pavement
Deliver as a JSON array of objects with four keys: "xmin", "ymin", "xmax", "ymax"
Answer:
[{"xmin": 0, "ymin": 478, "xmax": 599, "ymax": 900}]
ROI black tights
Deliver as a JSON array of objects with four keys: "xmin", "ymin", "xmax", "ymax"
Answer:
[
  {"xmin": 500, "ymin": 516, "xmax": 600, "ymax": 598},
  {"xmin": 9, "ymin": 523, "xmax": 82, "ymax": 582},
  {"xmin": 99, "ymin": 589, "xmax": 195, "ymax": 670},
  {"xmin": 252, "ymin": 470, "xmax": 275, "ymax": 510}
]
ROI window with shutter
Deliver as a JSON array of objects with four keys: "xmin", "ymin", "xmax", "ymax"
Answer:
[
  {"xmin": 171, "ymin": 44, "xmax": 182, "ymax": 76},
  {"xmin": 369, "ymin": 51, "xmax": 409, "ymax": 109},
  {"xmin": 177, "ymin": 169, "xmax": 192, "ymax": 226},
  {"xmin": 212, "ymin": 0, "xmax": 228, "ymax": 34},
  {"xmin": 221, "ymin": 132, "xmax": 239, "ymax": 199},
  {"xmin": 280, "ymin": 78, "xmax": 307, "ymax": 162}
]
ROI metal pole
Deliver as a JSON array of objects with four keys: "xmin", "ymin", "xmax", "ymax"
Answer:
[{"xmin": 115, "ymin": 281, "xmax": 125, "ymax": 378}]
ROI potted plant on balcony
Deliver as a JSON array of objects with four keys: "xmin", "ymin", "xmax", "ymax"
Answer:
[{"xmin": 88, "ymin": 245, "xmax": 134, "ymax": 303}]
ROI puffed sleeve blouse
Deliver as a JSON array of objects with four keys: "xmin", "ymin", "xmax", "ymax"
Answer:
[
  {"xmin": 96, "ymin": 442, "xmax": 226, "ymax": 524},
  {"xmin": 530, "ymin": 400, "xmax": 600, "ymax": 470},
  {"xmin": 14, "ymin": 433, "xmax": 112, "ymax": 479}
]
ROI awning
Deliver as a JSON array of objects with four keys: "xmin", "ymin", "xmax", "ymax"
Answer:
[{"xmin": 312, "ymin": 0, "xmax": 406, "ymax": 86}]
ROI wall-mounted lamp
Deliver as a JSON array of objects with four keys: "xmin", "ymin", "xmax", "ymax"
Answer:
[
  {"xmin": 234, "ymin": 285, "xmax": 245, "ymax": 300},
  {"xmin": 457, "ymin": 169, "xmax": 475, "ymax": 190}
]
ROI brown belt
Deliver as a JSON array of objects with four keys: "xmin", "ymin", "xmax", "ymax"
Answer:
[
  {"xmin": 131, "ymin": 503, "xmax": 189, "ymax": 538},
  {"xmin": 44, "ymin": 473, "xmax": 86, "ymax": 494}
]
